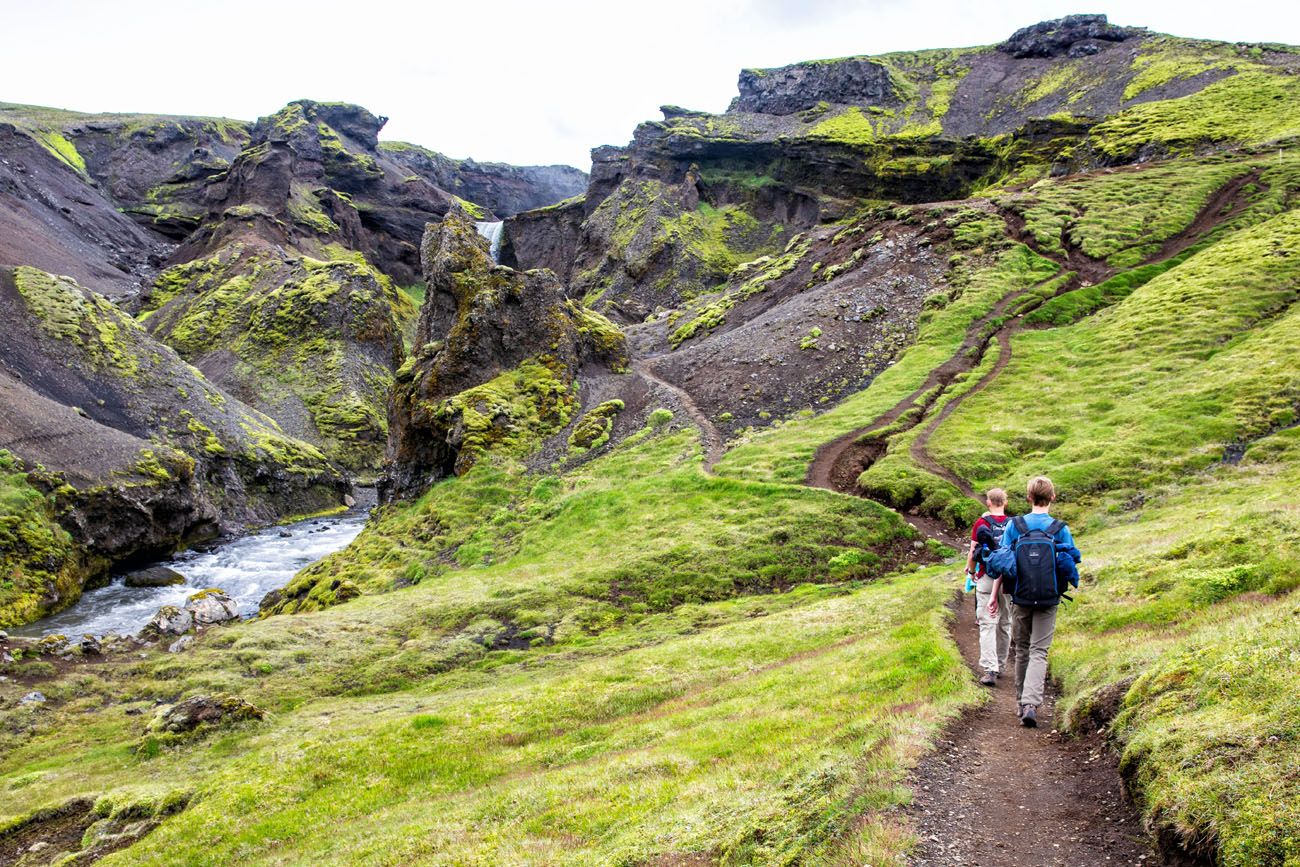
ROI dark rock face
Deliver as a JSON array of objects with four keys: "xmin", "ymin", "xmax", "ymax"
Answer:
[
  {"xmin": 66, "ymin": 115, "xmax": 251, "ymax": 240},
  {"xmin": 177, "ymin": 99, "xmax": 457, "ymax": 287},
  {"xmin": 0, "ymin": 121, "xmax": 169, "ymax": 300},
  {"xmin": 382, "ymin": 143, "xmax": 587, "ymax": 217},
  {"xmin": 385, "ymin": 212, "xmax": 626, "ymax": 498},
  {"xmin": 731, "ymin": 58, "xmax": 907, "ymax": 115},
  {"xmin": 999, "ymin": 14, "xmax": 1139, "ymax": 58},
  {"xmin": 140, "ymin": 242, "xmax": 414, "ymax": 470},
  {"xmin": 498, "ymin": 195, "xmax": 586, "ymax": 281}
]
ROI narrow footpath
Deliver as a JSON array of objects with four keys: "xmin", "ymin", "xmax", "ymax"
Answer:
[{"xmin": 905, "ymin": 594, "xmax": 1156, "ymax": 866}]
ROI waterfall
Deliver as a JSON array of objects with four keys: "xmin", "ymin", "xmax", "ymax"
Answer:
[{"xmin": 475, "ymin": 220, "xmax": 504, "ymax": 263}]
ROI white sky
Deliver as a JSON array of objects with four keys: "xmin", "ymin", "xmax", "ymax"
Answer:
[{"xmin": 2, "ymin": 0, "xmax": 1297, "ymax": 170}]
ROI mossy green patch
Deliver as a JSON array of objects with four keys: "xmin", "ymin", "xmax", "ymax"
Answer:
[{"xmin": 0, "ymin": 451, "xmax": 99, "ymax": 628}]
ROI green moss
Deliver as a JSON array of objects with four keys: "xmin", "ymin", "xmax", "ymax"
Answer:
[
  {"xmin": 569, "ymin": 400, "xmax": 625, "ymax": 452},
  {"xmin": 452, "ymin": 196, "xmax": 487, "ymax": 219},
  {"xmin": 1090, "ymin": 71, "xmax": 1300, "ymax": 160},
  {"xmin": 31, "ymin": 128, "xmax": 87, "ymax": 174},
  {"xmin": 1004, "ymin": 158, "xmax": 1251, "ymax": 266},
  {"xmin": 142, "ymin": 246, "xmax": 414, "ymax": 470},
  {"xmin": 13, "ymin": 267, "xmax": 140, "ymax": 377},
  {"xmin": 0, "ymin": 450, "xmax": 98, "ymax": 628},
  {"xmin": 567, "ymin": 301, "xmax": 628, "ymax": 371},
  {"xmin": 808, "ymin": 107, "xmax": 878, "ymax": 146},
  {"xmin": 669, "ymin": 234, "xmax": 812, "ymax": 346},
  {"xmin": 431, "ymin": 357, "xmax": 578, "ymax": 468},
  {"xmin": 1124, "ymin": 36, "xmax": 1245, "ymax": 101}
]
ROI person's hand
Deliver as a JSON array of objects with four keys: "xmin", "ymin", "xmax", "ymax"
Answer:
[{"xmin": 987, "ymin": 595, "xmax": 999, "ymax": 617}]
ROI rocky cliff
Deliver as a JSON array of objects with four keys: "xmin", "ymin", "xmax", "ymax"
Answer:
[
  {"xmin": 380, "ymin": 142, "xmax": 587, "ymax": 217},
  {"xmin": 505, "ymin": 16, "xmax": 1300, "ymax": 322},
  {"xmin": 0, "ymin": 264, "xmax": 347, "ymax": 626}
]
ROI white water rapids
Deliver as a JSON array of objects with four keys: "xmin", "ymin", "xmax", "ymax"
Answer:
[
  {"xmin": 12, "ymin": 509, "xmax": 369, "ymax": 639},
  {"xmin": 475, "ymin": 220, "xmax": 504, "ymax": 263}
]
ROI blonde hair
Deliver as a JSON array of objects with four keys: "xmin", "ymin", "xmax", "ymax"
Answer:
[
  {"xmin": 1027, "ymin": 476, "xmax": 1056, "ymax": 507},
  {"xmin": 986, "ymin": 488, "xmax": 1007, "ymax": 507}
]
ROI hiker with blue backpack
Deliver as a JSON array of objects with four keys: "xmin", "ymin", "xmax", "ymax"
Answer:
[
  {"xmin": 986, "ymin": 476, "xmax": 1082, "ymax": 728},
  {"xmin": 964, "ymin": 488, "xmax": 1012, "ymax": 687}
]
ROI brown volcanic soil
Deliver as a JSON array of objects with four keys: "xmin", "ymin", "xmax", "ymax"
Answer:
[{"xmin": 904, "ymin": 594, "xmax": 1156, "ymax": 867}]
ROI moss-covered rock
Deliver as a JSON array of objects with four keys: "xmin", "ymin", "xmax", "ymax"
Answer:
[
  {"xmin": 385, "ymin": 212, "xmax": 627, "ymax": 498},
  {"xmin": 140, "ymin": 244, "xmax": 416, "ymax": 471}
]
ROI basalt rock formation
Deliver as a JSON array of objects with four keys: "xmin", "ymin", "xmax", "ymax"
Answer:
[
  {"xmin": 135, "ymin": 101, "xmax": 591, "ymax": 471},
  {"xmin": 385, "ymin": 211, "xmax": 627, "ymax": 498}
]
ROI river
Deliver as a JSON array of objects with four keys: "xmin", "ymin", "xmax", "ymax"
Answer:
[{"xmin": 12, "ymin": 508, "xmax": 370, "ymax": 639}]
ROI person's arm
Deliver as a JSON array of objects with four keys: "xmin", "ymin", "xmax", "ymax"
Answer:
[{"xmin": 987, "ymin": 576, "xmax": 1003, "ymax": 616}]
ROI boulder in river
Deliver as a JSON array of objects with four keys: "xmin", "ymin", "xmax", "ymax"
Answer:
[
  {"xmin": 147, "ymin": 605, "xmax": 194, "ymax": 636},
  {"xmin": 184, "ymin": 589, "xmax": 240, "ymax": 625},
  {"xmin": 124, "ymin": 566, "xmax": 187, "ymax": 588}
]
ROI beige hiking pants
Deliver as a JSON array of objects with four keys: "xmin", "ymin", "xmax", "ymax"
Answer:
[
  {"xmin": 975, "ymin": 576, "xmax": 1011, "ymax": 673},
  {"xmin": 1010, "ymin": 603, "xmax": 1058, "ymax": 708}
]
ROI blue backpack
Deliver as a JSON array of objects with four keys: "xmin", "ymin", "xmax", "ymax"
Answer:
[{"xmin": 1010, "ymin": 516, "xmax": 1066, "ymax": 608}]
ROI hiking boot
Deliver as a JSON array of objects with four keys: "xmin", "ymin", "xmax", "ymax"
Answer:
[
  {"xmin": 1020, "ymin": 705, "xmax": 1038, "ymax": 728},
  {"xmin": 979, "ymin": 669, "xmax": 997, "ymax": 687}
]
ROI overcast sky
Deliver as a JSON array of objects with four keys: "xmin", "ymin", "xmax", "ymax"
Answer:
[{"xmin": 3, "ymin": 0, "xmax": 1297, "ymax": 169}]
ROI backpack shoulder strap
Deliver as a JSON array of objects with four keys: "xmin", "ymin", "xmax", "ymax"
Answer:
[
  {"xmin": 1012, "ymin": 515, "xmax": 1029, "ymax": 534},
  {"xmin": 1046, "ymin": 519, "xmax": 1065, "ymax": 538}
]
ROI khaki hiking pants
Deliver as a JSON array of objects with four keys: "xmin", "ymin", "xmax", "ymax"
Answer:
[
  {"xmin": 1010, "ymin": 603, "xmax": 1058, "ymax": 708},
  {"xmin": 975, "ymin": 576, "xmax": 1011, "ymax": 673}
]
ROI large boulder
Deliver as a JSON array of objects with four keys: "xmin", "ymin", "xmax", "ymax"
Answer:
[
  {"xmin": 146, "ymin": 605, "xmax": 193, "ymax": 636},
  {"xmin": 183, "ymin": 589, "xmax": 239, "ymax": 625},
  {"xmin": 124, "ymin": 566, "xmax": 186, "ymax": 588}
]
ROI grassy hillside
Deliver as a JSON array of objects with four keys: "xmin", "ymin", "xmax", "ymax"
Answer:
[{"xmin": 4, "ymin": 23, "xmax": 1300, "ymax": 867}]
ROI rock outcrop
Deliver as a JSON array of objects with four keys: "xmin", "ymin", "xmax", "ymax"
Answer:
[
  {"xmin": 731, "ymin": 58, "xmax": 908, "ymax": 115},
  {"xmin": 0, "ymin": 116, "xmax": 169, "ymax": 300},
  {"xmin": 146, "ymin": 694, "xmax": 265, "ymax": 736},
  {"xmin": 385, "ymin": 211, "xmax": 627, "ymax": 498},
  {"xmin": 998, "ymin": 14, "xmax": 1140, "ymax": 58},
  {"xmin": 139, "ymin": 242, "xmax": 416, "ymax": 471}
]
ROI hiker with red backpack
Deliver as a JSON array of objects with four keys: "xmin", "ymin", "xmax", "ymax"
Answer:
[
  {"xmin": 965, "ymin": 488, "xmax": 1012, "ymax": 687},
  {"xmin": 986, "ymin": 476, "xmax": 1082, "ymax": 728}
]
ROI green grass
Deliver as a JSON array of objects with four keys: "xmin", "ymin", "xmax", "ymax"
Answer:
[
  {"xmin": 926, "ymin": 206, "xmax": 1300, "ymax": 500},
  {"xmin": 0, "ymin": 428, "xmax": 972, "ymax": 865},
  {"xmin": 1003, "ymin": 157, "xmax": 1251, "ymax": 266},
  {"xmin": 1089, "ymin": 71, "xmax": 1300, "ymax": 160}
]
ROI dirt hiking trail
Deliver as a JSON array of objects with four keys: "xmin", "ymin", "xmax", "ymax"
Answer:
[{"xmin": 904, "ymin": 593, "xmax": 1157, "ymax": 866}]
